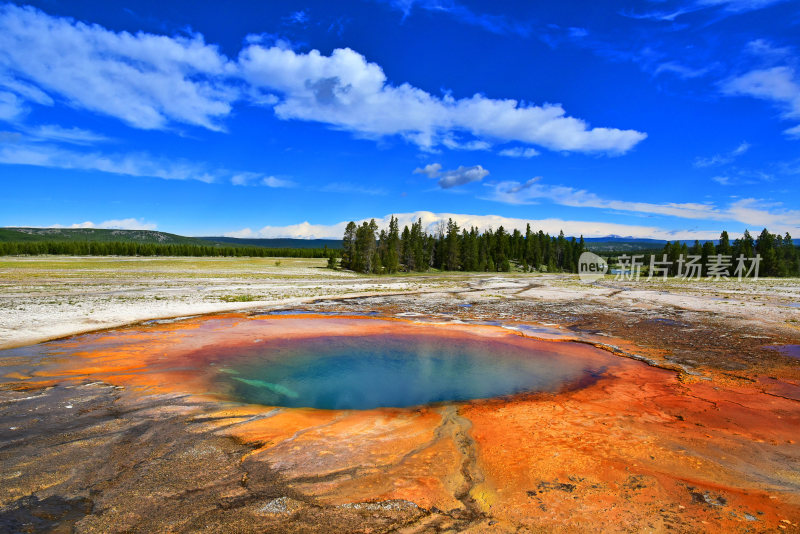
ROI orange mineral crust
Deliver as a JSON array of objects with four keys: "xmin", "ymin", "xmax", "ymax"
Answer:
[{"xmin": 3, "ymin": 313, "xmax": 799, "ymax": 532}]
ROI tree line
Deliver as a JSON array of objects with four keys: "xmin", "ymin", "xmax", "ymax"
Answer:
[
  {"xmin": 655, "ymin": 229, "xmax": 800, "ymax": 277},
  {"xmin": 338, "ymin": 217, "xmax": 586, "ymax": 274},
  {"xmin": 0, "ymin": 241, "xmax": 332, "ymax": 258}
]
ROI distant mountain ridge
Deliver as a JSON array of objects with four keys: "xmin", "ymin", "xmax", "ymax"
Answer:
[
  {"xmin": 0, "ymin": 228, "xmax": 343, "ymax": 250},
  {"xmin": 198, "ymin": 236, "xmax": 342, "ymax": 249}
]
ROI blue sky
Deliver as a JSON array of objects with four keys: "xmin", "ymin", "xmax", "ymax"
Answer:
[{"xmin": 1, "ymin": 0, "xmax": 799, "ymax": 239}]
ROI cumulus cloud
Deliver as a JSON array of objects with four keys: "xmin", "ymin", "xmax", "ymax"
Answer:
[
  {"xmin": 0, "ymin": 5, "xmax": 646, "ymax": 155},
  {"xmin": 224, "ymin": 210, "xmax": 729, "ymax": 241},
  {"xmin": 413, "ymin": 162, "xmax": 489, "ymax": 188},
  {"xmin": 0, "ymin": 4, "xmax": 237, "ymax": 131},
  {"xmin": 238, "ymin": 44, "xmax": 646, "ymax": 153},
  {"xmin": 413, "ymin": 163, "xmax": 442, "ymax": 178},
  {"xmin": 51, "ymin": 218, "xmax": 157, "ymax": 230},
  {"xmin": 438, "ymin": 165, "xmax": 489, "ymax": 188}
]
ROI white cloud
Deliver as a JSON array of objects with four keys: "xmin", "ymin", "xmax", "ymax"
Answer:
[
  {"xmin": 724, "ymin": 197, "xmax": 800, "ymax": 230},
  {"xmin": 231, "ymin": 172, "xmax": 295, "ymax": 187},
  {"xmin": 0, "ymin": 143, "xmax": 217, "ymax": 182},
  {"xmin": 285, "ymin": 10, "xmax": 309, "ymax": 25},
  {"xmin": 745, "ymin": 39, "xmax": 793, "ymax": 62},
  {"xmin": 413, "ymin": 163, "xmax": 442, "ymax": 178},
  {"xmin": 695, "ymin": 0, "xmax": 789, "ymax": 12},
  {"xmin": 226, "ymin": 221, "xmax": 350, "ymax": 240},
  {"xmin": 723, "ymin": 67, "xmax": 800, "ymax": 116},
  {"xmin": 320, "ymin": 182, "xmax": 388, "ymax": 195},
  {"xmin": 498, "ymin": 147, "xmax": 540, "ymax": 158},
  {"xmin": 51, "ymin": 218, "xmax": 157, "ymax": 230},
  {"xmin": 238, "ymin": 44, "xmax": 647, "ymax": 153},
  {"xmin": 0, "ymin": 91, "xmax": 26, "ymax": 121},
  {"xmin": 224, "ymin": 210, "xmax": 730, "ymax": 241},
  {"xmin": 437, "ymin": 165, "xmax": 490, "ymax": 188},
  {"xmin": 0, "ymin": 142, "xmax": 285, "ymax": 186},
  {"xmin": 487, "ymin": 178, "xmax": 720, "ymax": 220},
  {"xmin": 0, "ymin": 5, "xmax": 646, "ymax": 155},
  {"xmin": 653, "ymin": 62, "xmax": 713, "ymax": 79},
  {"xmin": 0, "ymin": 4, "xmax": 237, "ymax": 131},
  {"xmin": 261, "ymin": 175, "xmax": 295, "ymax": 188},
  {"xmin": 413, "ymin": 162, "xmax": 489, "ymax": 188},
  {"xmin": 381, "ymin": 1, "xmax": 532, "ymax": 37},
  {"xmin": 722, "ymin": 66, "xmax": 800, "ymax": 137},
  {"xmin": 626, "ymin": 0, "xmax": 787, "ymax": 20},
  {"xmin": 441, "ymin": 137, "xmax": 492, "ymax": 151},
  {"xmin": 23, "ymin": 124, "xmax": 111, "ymax": 145},
  {"xmin": 484, "ymin": 177, "xmax": 800, "ymax": 232},
  {"xmin": 785, "ymin": 124, "xmax": 800, "ymax": 139},
  {"xmin": 694, "ymin": 141, "xmax": 750, "ymax": 167}
]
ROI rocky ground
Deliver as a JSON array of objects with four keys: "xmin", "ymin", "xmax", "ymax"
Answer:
[{"xmin": 1, "ymin": 257, "xmax": 799, "ymax": 532}]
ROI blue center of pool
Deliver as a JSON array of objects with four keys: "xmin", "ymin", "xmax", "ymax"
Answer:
[{"xmin": 213, "ymin": 334, "xmax": 607, "ymax": 409}]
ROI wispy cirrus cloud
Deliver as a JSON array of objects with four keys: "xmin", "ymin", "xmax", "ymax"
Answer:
[
  {"xmin": 622, "ymin": 0, "xmax": 789, "ymax": 21},
  {"xmin": 485, "ymin": 177, "xmax": 800, "ymax": 232},
  {"xmin": 717, "ymin": 39, "xmax": 800, "ymax": 138},
  {"xmin": 230, "ymin": 172, "xmax": 295, "ymax": 188},
  {"xmin": 0, "ymin": 141, "xmax": 286, "ymax": 187},
  {"xmin": 722, "ymin": 65, "xmax": 800, "ymax": 138},
  {"xmin": 21, "ymin": 124, "xmax": 112, "ymax": 145},
  {"xmin": 694, "ymin": 141, "xmax": 750, "ymax": 167},
  {"xmin": 319, "ymin": 182, "xmax": 388, "ymax": 195},
  {"xmin": 785, "ymin": 124, "xmax": 800, "ymax": 139},
  {"xmin": 379, "ymin": 0, "xmax": 532, "ymax": 37}
]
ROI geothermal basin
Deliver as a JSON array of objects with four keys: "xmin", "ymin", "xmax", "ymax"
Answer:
[{"xmin": 1, "ymin": 313, "xmax": 799, "ymax": 532}]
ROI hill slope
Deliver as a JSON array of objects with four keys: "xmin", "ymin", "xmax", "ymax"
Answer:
[{"xmin": 1, "ymin": 228, "xmax": 211, "ymax": 246}]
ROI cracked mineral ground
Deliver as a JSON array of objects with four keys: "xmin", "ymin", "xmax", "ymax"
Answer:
[{"xmin": 1, "ymin": 258, "xmax": 799, "ymax": 533}]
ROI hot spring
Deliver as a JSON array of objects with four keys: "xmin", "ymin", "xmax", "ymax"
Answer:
[
  {"xmin": 0, "ymin": 315, "xmax": 626, "ymax": 410},
  {"xmin": 210, "ymin": 333, "xmax": 610, "ymax": 409}
]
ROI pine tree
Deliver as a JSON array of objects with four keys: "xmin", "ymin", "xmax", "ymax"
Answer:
[
  {"xmin": 341, "ymin": 222, "xmax": 357, "ymax": 270},
  {"xmin": 385, "ymin": 215, "xmax": 400, "ymax": 273},
  {"xmin": 445, "ymin": 218, "xmax": 461, "ymax": 271},
  {"xmin": 717, "ymin": 231, "xmax": 731, "ymax": 256}
]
